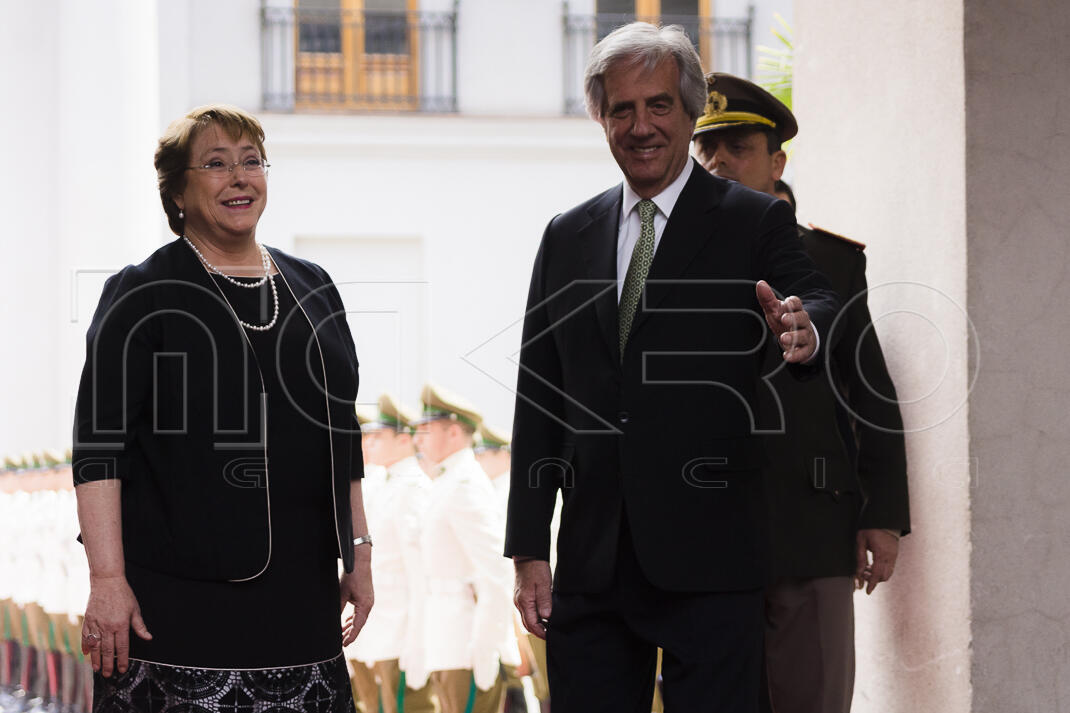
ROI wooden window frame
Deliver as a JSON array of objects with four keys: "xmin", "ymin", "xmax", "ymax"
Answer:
[
  {"xmin": 295, "ymin": 0, "xmax": 421, "ymax": 111},
  {"xmin": 601, "ymin": 0, "xmax": 715, "ymax": 68}
]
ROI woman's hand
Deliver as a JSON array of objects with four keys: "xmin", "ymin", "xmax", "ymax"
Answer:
[
  {"xmin": 339, "ymin": 551, "xmax": 374, "ymax": 646},
  {"xmin": 82, "ymin": 574, "xmax": 152, "ymax": 677}
]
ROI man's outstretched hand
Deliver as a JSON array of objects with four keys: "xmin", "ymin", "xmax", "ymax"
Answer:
[{"xmin": 756, "ymin": 280, "xmax": 818, "ymax": 363}]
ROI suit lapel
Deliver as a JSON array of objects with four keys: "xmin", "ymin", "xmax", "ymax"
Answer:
[
  {"xmin": 577, "ymin": 186, "xmax": 623, "ymax": 363},
  {"xmin": 629, "ymin": 163, "xmax": 727, "ymax": 338}
]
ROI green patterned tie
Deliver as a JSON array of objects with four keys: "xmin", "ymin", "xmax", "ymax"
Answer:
[{"xmin": 619, "ymin": 199, "xmax": 657, "ymax": 359}]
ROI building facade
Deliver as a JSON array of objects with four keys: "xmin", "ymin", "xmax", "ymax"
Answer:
[{"xmin": 2, "ymin": 0, "xmax": 767, "ymax": 451}]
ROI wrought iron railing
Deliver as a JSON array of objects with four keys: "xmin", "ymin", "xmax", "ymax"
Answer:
[
  {"xmin": 563, "ymin": 7, "xmax": 754, "ymax": 116},
  {"xmin": 261, "ymin": 4, "xmax": 458, "ymax": 112}
]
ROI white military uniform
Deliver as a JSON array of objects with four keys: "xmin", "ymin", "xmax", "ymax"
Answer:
[
  {"xmin": 489, "ymin": 470, "xmax": 510, "ymax": 520},
  {"xmin": 360, "ymin": 462, "xmax": 389, "ymax": 513},
  {"xmin": 349, "ymin": 456, "xmax": 431, "ymax": 684},
  {"xmin": 486, "ymin": 470, "xmax": 522, "ymax": 671},
  {"xmin": 420, "ymin": 448, "xmax": 517, "ymax": 690}
]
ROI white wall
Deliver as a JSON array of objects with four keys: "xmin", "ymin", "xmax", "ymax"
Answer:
[
  {"xmin": 161, "ymin": 0, "xmax": 263, "ymax": 115},
  {"xmin": 716, "ymin": 0, "xmax": 788, "ymax": 77},
  {"xmin": 0, "ymin": 0, "xmax": 163, "ymax": 457},
  {"xmin": 0, "ymin": 0, "xmax": 62, "ymax": 458},
  {"xmin": 793, "ymin": 1, "xmax": 971, "ymax": 712},
  {"xmin": 294, "ymin": 235, "xmax": 428, "ymax": 414},
  {"xmin": 156, "ymin": 0, "xmax": 195, "ymax": 134},
  {"xmin": 58, "ymin": 0, "xmax": 164, "ymax": 463},
  {"xmin": 456, "ymin": 0, "xmax": 564, "ymax": 115}
]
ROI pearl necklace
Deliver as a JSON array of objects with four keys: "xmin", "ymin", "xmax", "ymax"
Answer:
[
  {"xmin": 183, "ymin": 236, "xmax": 279, "ymax": 332},
  {"xmin": 183, "ymin": 235, "xmax": 271, "ymax": 287}
]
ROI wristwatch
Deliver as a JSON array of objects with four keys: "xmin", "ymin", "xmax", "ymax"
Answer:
[{"xmin": 353, "ymin": 535, "xmax": 373, "ymax": 547}]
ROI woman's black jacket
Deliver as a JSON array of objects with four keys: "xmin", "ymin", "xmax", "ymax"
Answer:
[{"xmin": 72, "ymin": 238, "xmax": 364, "ymax": 580}]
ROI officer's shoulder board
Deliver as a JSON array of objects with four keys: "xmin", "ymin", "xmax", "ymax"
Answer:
[{"xmin": 807, "ymin": 223, "xmax": 866, "ymax": 252}]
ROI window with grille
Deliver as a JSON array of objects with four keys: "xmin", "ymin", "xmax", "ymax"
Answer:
[{"xmin": 294, "ymin": 0, "xmax": 420, "ymax": 110}]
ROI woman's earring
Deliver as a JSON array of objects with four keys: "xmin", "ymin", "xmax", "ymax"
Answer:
[{"xmin": 178, "ymin": 210, "xmax": 184, "ymax": 219}]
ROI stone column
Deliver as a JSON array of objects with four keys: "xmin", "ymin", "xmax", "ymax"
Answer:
[{"xmin": 963, "ymin": 0, "xmax": 1070, "ymax": 711}]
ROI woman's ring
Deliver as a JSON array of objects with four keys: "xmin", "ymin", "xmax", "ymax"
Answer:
[{"xmin": 84, "ymin": 632, "xmax": 101, "ymax": 641}]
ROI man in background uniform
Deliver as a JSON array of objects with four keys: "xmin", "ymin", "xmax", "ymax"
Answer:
[
  {"xmin": 692, "ymin": 73, "xmax": 912, "ymax": 713},
  {"xmin": 484, "ymin": 419, "xmax": 558, "ymax": 713},
  {"xmin": 476, "ymin": 423, "xmax": 529, "ymax": 713},
  {"xmin": 475, "ymin": 423, "xmax": 511, "ymax": 515},
  {"xmin": 414, "ymin": 384, "xmax": 518, "ymax": 713},
  {"xmin": 353, "ymin": 394, "xmax": 436, "ymax": 713}
]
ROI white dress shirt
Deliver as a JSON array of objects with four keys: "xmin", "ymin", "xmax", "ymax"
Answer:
[{"xmin": 616, "ymin": 159, "xmax": 694, "ymax": 301}]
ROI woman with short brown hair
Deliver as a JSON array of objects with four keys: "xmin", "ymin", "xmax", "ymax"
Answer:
[{"xmin": 73, "ymin": 104, "xmax": 372, "ymax": 712}]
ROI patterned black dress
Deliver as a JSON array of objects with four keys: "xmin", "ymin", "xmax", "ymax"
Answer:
[{"xmin": 92, "ymin": 273, "xmax": 355, "ymax": 713}]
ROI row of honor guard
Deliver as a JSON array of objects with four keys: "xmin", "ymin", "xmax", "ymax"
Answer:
[
  {"xmin": 0, "ymin": 412, "xmax": 533, "ymax": 713},
  {"xmin": 343, "ymin": 384, "xmax": 537, "ymax": 713},
  {"xmin": 1, "ymin": 449, "xmax": 96, "ymax": 712}
]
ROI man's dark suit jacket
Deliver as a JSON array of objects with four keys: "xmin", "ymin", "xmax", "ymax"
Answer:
[
  {"xmin": 505, "ymin": 162, "xmax": 841, "ymax": 594},
  {"xmin": 759, "ymin": 226, "xmax": 911, "ymax": 580},
  {"xmin": 72, "ymin": 239, "xmax": 364, "ymax": 580}
]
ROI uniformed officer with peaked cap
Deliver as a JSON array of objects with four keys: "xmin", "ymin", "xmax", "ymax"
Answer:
[
  {"xmin": 475, "ymin": 422, "xmax": 511, "ymax": 507},
  {"xmin": 693, "ymin": 72, "xmax": 798, "ymax": 143},
  {"xmin": 473, "ymin": 422, "xmax": 529, "ymax": 712},
  {"xmin": 352, "ymin": 393, "xmax": 436, "ymax": 713},
  {"xmin": 692, "ymin": 72, "xmax": 911, "ymax": 713},
  {"xmin": 475, "ymin": 422, "xmax": 510, "ymax": 450},
  {"xmin": 414, "ymin": 384, "xmax": 517, "ymax": 713},
  {"xmin": 413, "ymin": 384, "xmax": 482, "ymax": 433}
]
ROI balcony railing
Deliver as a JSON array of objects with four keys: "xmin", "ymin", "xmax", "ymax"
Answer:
[
  {"xmin": 261, "ymin": 4, "xmax": 458, "ymax": 113},
  {"xmin": 563, "ymin": 8, "xmax": 754, "ymax": 116}
]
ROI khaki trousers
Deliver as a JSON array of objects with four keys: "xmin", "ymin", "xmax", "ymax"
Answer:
[
  {"xmin": 526, "ymin": 635, "xmax": 549, "ymax": 702},
  {"xmin": 651, "ymin": 648, "xmax": 664, "ymax": 713},
  {"xmin": 764, "ymin": 576, "xmax": 855, "ymax": 713},
  {"xmin": 431, "ymin": 669, "xmax": 506, "ymax": 713},
  {"xmin": 350, "ymin": 659, "xmax": 380, "ymax": 713},
  {"xmin": 374, "ymin": 658, "xmax": 437, "ymax": 713},
  {"xmin": 499, "ymin": 663, "xmax": 526, "ymax": 711}
]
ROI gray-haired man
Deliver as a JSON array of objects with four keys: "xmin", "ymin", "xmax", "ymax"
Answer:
[{"xmin": 505, "ymin": 21, "xmax": 841, "ymax": 713}]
